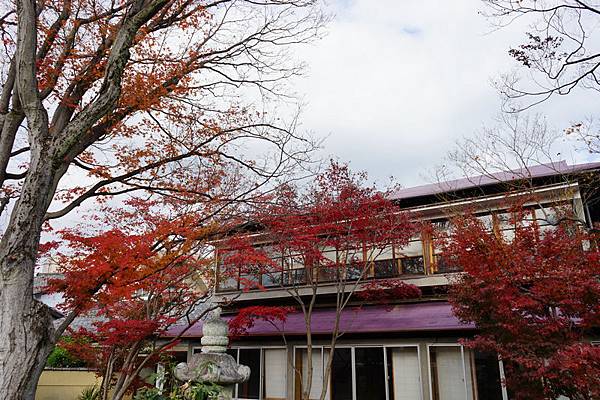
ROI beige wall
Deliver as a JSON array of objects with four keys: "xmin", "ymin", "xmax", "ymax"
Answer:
[{"xmin": 36, "ymin": 369, "xmax": 100, "ymax": 400}]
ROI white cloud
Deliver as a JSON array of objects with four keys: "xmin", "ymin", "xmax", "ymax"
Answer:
[{"xmin": 291, "ymin": 0, "xmax": 600, "ymax": 187}]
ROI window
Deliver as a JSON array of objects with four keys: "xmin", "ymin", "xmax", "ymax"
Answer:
[
  {"xmin": 295, "ymin": 347, "xmax": 330, "ymax": 400},
  {"xmin": 239, "ymin": 265, "xmax": 261, "ymax": 290},
  {"xmin": 428, "ymin": 345, "xmax": 475, "ymax": 400},
  {"xmin": 239, "ymin": 349, "xmax": 261, "ymax": 399},
  {"xmin": 331, "ymin": 348, "xmax": 352, "ymax": 400},
  {"xmin": 294, "ymin": 346, "xmax": 424, "ymax": 400},
  {"xmin": 401, "ymin": 256, "xmax": 425, "ymax": 275},
  {"xmin": 261, "ymin": 259, "xmax": 284, "ymax": 288},
  {"xmin": 397, "ymin": 240, "xmax": 425, "ymax": 275},
  {"xmin": 387, "ymin": 347, "xmax": 421, "ymax": 400},
  {"xmin": 264, "ymin": 349, "xmax": 287, "ymax": 400},
  {"xmin": 317, "ymin": 250, "xmax": 338, "ymax": 282},
  {"xmin": 225, "ymin": 347, "xmax": 287, "ymax": 400},
  {"xmin": 373, "ymin": 246, "xmax": 398, "ymax": 279},
  {"xmin": 339, "ymin": 248, "xmax": 363, "ymax": 281},
  {"xmin": 355, "ymin": 348, "xmax": 386, "ymax": 400},
  {"xmin": 473, "ymin": 352, "xmax": 503, "ymax": 400},
  {"xmin": 284, "ymin": 255, "xmax": 307, "ymax": 286},
  {"xmin": 434, "ymin": 255, "xmax": 461, "ymax": 274},
  {"xmin": 217, "ymin": 262, "xmax": 238, "ymax": 291},
  {"xmin": 374, "ymin": 258, "xmax": 398, "ymax": 278}
]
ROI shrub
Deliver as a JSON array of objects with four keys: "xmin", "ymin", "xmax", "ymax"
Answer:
[{"xmin": 46, "ymin": 341, "xmax": 86, "ymax": 368}]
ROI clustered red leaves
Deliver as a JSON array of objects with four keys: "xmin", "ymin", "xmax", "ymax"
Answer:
[
  {"xmin": 1, "ymin": 0, "xmax": 321, "ymax": 227},
  {"xmin": 222, "ymin": 161, "xmax": 417, "ymax": 290},
  {"xmin": 356, "ymin": 280, "xmax": 422, "ymax": 304},
  {"xmin": 228, "ymin": 306, "xmax": 294, "ymax": 339},
  {"xmin": 44, "ymin": 200, "xmax": 212, "ymax": 387},
  {"xmin": 441, "ymin": 205, "xmax": 600, "ymax": 400},
  {"xmin": 221, "ymin": 161, "xmax": 420, "ymax": 341}
]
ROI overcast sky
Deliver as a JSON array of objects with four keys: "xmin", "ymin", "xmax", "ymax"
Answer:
[{"xmin": 289, "ymin": 0, "xmax": 600, "ymax": 188}]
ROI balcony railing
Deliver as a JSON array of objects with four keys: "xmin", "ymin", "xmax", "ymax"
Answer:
[{"xmin": 216, "ymin": 256, "xmax": 462, "ymax": 292}]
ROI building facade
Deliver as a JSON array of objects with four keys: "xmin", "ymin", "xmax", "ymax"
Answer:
[{"xmin": 164, "ymin": 161, "xmax": 600, "ymax": 400}]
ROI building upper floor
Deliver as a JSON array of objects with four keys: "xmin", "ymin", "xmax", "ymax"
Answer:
[{"xmin": 213, "ymin": 161, "xmax": 600, "ymax": 303}]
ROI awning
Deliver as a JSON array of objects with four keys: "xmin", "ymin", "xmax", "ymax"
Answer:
[{"xmin": 163, "ymin": 301, "xmax": 474, "ymax": 338}]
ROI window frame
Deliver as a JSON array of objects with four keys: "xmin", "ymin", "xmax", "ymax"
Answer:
[
  {"xmin": 192, "ymin": 346, "xmax": 288, "ymax": 400},
  {"xmin": 426, "ymin": 343, "xmax": 508, "ymax": 400},
  {"xmin": 292, "ymin": 344, "xmax": 423, "ymax": 400}
]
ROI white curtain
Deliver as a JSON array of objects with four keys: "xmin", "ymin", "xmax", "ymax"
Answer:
[
  {"xmin": 391, "ymin": 347, "xmax": 421, "ymax": 400},
  {"xmin": 301, "ymin": 349, "xmax": 330, "ymax": 400},
  {"xmin": 431, "ymin": 346, "xmax": 473, "ymax": 400},
  {"xmin": 264, "ymin": 349, "xmax": 287, "ymax": 400}
]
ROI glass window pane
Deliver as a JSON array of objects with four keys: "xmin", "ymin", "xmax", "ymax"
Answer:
[
  {"xmin": 285, "ymin": 256, "xmax": 307, "ymax": 286},
  {"xmin": 239, "ymin": 265, "xmax": 260, "ymax": 290},
  {"xmin": 396, "ymin": 240, "xmax": 422, "ymax": 257},
  {"xmin": 317, "ymin": 265, "xmax": 337, "ymax": 282},
  {"xmin": 331, "ymin": 348, "xmax": 352, "ymax": 400},
  {"xmin": 435, "ymin": 255, "xmax": 461, "ymax": 274},
  {"xmin": 217, "ymin": 263, "xmax": 238, "ymax": 291},
  {"xmin": 322, "ymin": 248, "xmax": 338, "ymax": 264},
  {"xmin": 264, "ymin": 349, "xmax": 287, "ymax": 399},
  {"xmin": 238, "ymin": 349, "xmax": 261, "ymax": 399},
  {"xmin": 401, "ymin": 256, "xmax": 424, "ymax": 274},
  {"xmin": 262, "ymin": 271, "xmax": 283, "ymax": 287},
  {"xmin": 262, "ymin": 259, "xmax": 283, "ymax": 288},
  {"xmin": 345, "ymin": 262, "xmax": 363, "ymax": 280},
  {"xmin": 387, "ymin": 347, "xmax": 421, "ymax": 400},
  {"xmin": 355, "ymin": 347, "xmax": 386, "ymax": 400},
  {"xmin": 429, "ymin": 346, "xmax": 473, "ymax": 400},
  {"xmin": 474, "ymin": 351, "xmax": 503, "ymax": 400},
  {"xmin": 374, "ymin": 259, "xmax": 398, "ymax": 278},
  {"xmin": 372, "ymin": 246, "xmax": 394, "ymax": 261},
  {"xmin": 298, "ymin": 348, "xmax": 328, "ymax": 400}
]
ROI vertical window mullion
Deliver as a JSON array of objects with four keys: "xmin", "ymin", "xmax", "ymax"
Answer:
[
  {"xmin": 498, "ymin": 358, "xmax": 509, "ymax": 400},
  {"xmin": 461, "ymin": 346, "xmax": 468, "ymax": 400},
  {"xmin": 383, "ymin": 347, "xmax": 390, "ymax": 400},
  {"xmin": 260, "ymin": 349, "xmax": 264, "ymax": 400},
  {"xmin": 236, "ymin": 349, "xmax": 240, "ymax": 398},
  {"xmin": 351, "ymin": 347, "xmax": 357, "ymax": 400}
]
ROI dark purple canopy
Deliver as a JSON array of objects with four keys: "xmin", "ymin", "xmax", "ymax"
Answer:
[{"xmin": 163, "ymin": 301, "xmax": 474, "ymax": 338}]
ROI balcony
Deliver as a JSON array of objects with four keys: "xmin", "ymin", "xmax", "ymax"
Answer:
[{"xmin": 216, "ymin": 255, "xmax": 460, "ymax": 294}]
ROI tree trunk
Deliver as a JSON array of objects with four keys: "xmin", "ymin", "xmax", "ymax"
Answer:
[
  {"xmin": 0, "ymin": 145, "xmax": 62, "ymax": 400},
  {"xmin": 0, "ymin": 257, "xmax": 55, "ymax": 399}
]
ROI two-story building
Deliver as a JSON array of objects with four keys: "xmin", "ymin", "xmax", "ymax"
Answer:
[{"xmin": 165, "ymin": 161, "xmax": 600, "ymax": 400}]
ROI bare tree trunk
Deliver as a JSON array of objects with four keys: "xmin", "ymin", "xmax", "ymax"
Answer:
[
  {"xmin": 303, "ymin": 315, "xmax": 314, "ymax": 400},
  {"xmin": 0, "ymin": 0, "xmax": 170, "ymax": 395},
  {"xmin": 0, "ymin": 270, "xmax": 55, "ymax": 400},
  {"xmin": 0, "ymin": 145, "xmax": 62, "ymax": 399}
]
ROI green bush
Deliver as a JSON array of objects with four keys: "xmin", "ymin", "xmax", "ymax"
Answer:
[
  {"xmin": 46, "ymin": 339, "xmax": 86, "ymax": 368},
  {"xmin": 134, "ymin": 387, "xmax": 166, "ymax": 400},
  {"xmin": 186, "ymin": 382, "xmax": 222, "ymax": 400},
  {"xmin": 133, "ymin": 382, "xmax": 223, "ymax": 400}
]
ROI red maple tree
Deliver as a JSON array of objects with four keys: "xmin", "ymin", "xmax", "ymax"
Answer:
[
  {"xmin": 222, "ymin": 162, "xmax": 421, "ymax": 400},
  {"xmin": 0, "ymin": 0, "xmax": 323, "ymax": 396},
  {"xmin": 441, "ymin": 204, "xmax": 600, "ymax": 400},
  {"xmin": 46, "ymin": 200, "xmax": 219, "ymax": 400}
]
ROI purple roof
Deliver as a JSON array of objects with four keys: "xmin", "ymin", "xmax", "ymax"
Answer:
[
  {"xmin": 163, "ymin": 302, "xmax": 474, "ymax": 338},
  {"xmin": 389, "ymin": 161, "xmax": 600, "ymax": 201}
]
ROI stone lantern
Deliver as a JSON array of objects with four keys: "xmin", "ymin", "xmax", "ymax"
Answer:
[{"xmin": 174, "ymin": 308, "xmax": 250, "ymax": 399}]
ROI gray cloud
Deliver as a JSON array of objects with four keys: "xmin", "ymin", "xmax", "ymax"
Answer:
[{"xmin": 291, "ymin": 0, "xmax": 600, "ymax": 187}]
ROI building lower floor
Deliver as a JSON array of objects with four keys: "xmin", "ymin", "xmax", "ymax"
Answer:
[
  {"xmin": 170, "ymin": 336, "xmax": 507, "ymax": 400},
  {"xmin": 165, "ymin": 302, "xmax": 507, "ymax": 400}
]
